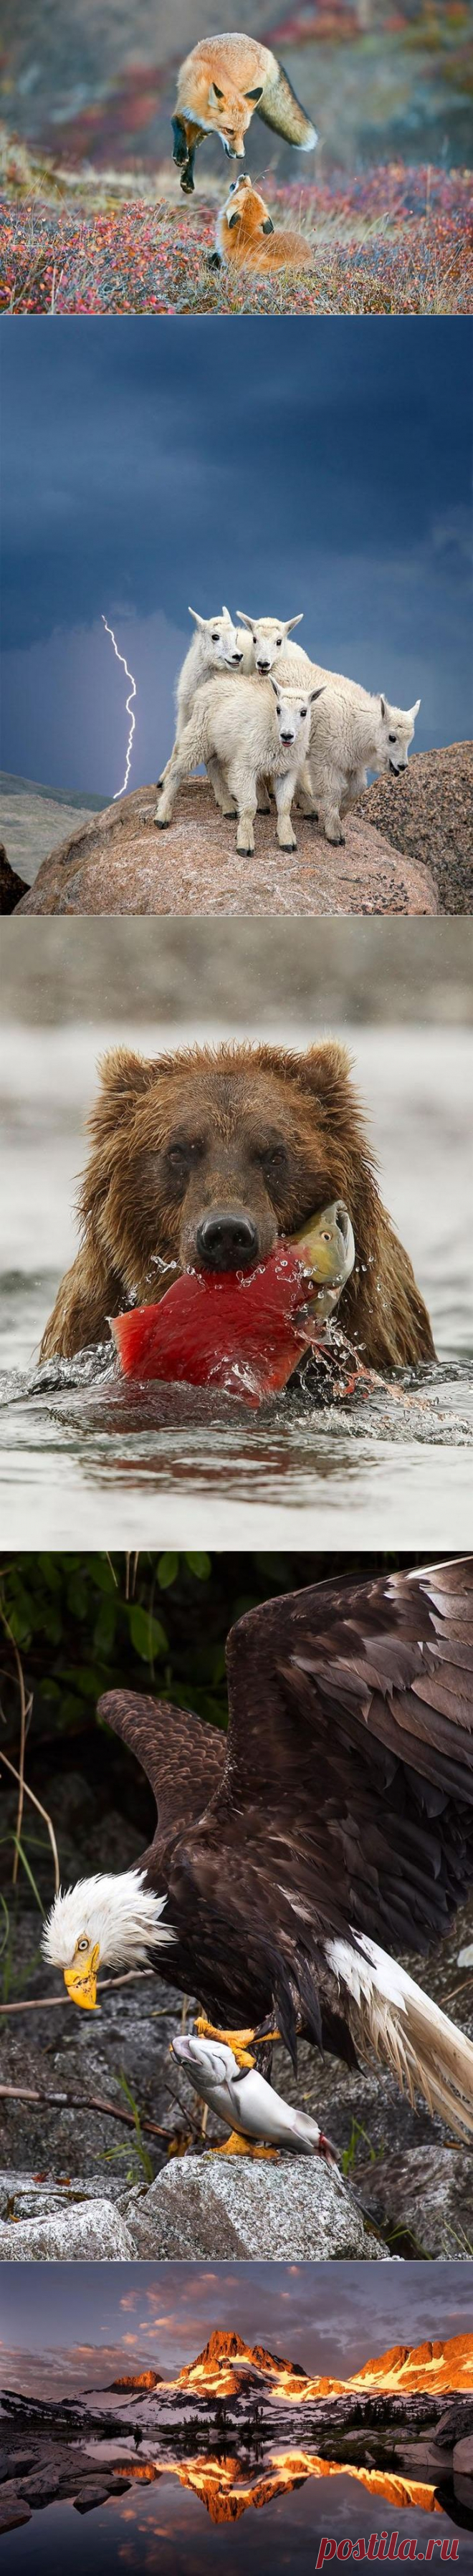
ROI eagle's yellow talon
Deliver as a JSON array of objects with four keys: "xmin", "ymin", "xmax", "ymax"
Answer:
[
  {"xmin": 194, "ymin": 2016, "xmax": 257, "ymax": 2069},
  {"xmin": 214, "ymin": 2130, "xmax": 279, "ymax": 2160}
]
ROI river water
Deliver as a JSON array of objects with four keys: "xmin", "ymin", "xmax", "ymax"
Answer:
[{"xmin": 1, "ymin": 1022, "xmax": 472, "ymax": 1548}]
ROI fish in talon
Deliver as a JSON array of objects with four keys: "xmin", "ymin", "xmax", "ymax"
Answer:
[{"xmin": 172, "ymin": 2032, "xmax": 338, "ymax": 2159}]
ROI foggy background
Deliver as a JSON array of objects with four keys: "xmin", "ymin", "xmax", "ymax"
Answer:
[{"xmin": 1, "ymin": 319, "xmax": 471, "ymax": 800}]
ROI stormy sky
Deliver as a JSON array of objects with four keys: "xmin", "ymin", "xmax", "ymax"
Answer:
[
  {"xmin": 0, "ymin": 2260, "xmax": 470, "ymax": 2397},
  {"xmin": 1, "ymin": 317, "xmax": 471, "ymax": 798}
]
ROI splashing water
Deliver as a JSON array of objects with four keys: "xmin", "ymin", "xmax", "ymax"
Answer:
[{"xmin": 102, "ymin": 616, "xmax": 136, "ymax": 798}]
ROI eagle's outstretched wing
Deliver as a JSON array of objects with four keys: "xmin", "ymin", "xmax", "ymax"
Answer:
[
  {"xmin": 98, "ymin": 1689, "xmax": 225, "ymax": 1833},
  {"xmin": 205, "ymin": 1559, "xmax": 473, "ymax": 1963}
]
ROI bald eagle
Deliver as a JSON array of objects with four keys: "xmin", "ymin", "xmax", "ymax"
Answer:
[{"xmin": 44, "ymin": 1558, "xmax": 473, "ymax": 2146}]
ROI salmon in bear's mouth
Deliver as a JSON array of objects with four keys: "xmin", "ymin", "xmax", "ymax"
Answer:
[{"xmin": 112, "ymin": 1203, "xmax": 355, "ymax": 1405}]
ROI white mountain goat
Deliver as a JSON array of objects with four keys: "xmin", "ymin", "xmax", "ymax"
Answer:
[
  {"xmin": 160, "ymin": 609, "xmax": 307, "ymax": 814},
  {"xmin": 275, "ymin": 646, "xmax": 421, "ymax": 843},
  {"xmin": 158, "ymin": 606, "xmax": 250, "ymax": 788},
  {"xmin": 154, "ymin": 672, "xmax": 324, "ymax": 854},
  {"xmin": 236, "ymin": 611, "xmax": 304, "ymax": 673}
]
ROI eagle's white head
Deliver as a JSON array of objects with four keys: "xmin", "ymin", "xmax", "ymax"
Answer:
[{"xmin": 42, "ymin": 1867, "xmax": 174, "ymax": 2011}]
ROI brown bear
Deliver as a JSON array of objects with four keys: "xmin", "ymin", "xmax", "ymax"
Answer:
[{"xmin": 39, "ymin": 1040, "xmax": 434, "ymax": 1373}]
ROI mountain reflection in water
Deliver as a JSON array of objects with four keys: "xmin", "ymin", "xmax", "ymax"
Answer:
[{"xmin": 0, "ymin": 2453, "xmax": 459, "ymax": 2576}]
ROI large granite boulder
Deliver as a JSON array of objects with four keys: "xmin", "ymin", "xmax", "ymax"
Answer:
[
  {"xmin": 0, "ymin": 2197, "xmax": 134, "ymax": 2261},
  {"xmin": 16, "ymin": 778, "xmax": 437, "ymax": 917},
  {"xmin": 121, "ymin": 2150, "xmax": 391, "ymax": 2261}
]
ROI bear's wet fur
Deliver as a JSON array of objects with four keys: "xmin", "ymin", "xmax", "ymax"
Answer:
[{"xmin": 40, "ymin": 1040, "xmax": 435, "ymax": 1374}]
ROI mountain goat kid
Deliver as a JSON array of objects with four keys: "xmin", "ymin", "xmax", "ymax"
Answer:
[
  {"xmin": 159, "ymin": 607, "xmax": 249, "ymax": 790},
  {"xmin": 154, "ymin": 673, "xmax": 324, "ymax": 855},
  {"xmin": 276, "ymin": 647, "xmax": 421, "ymax": 844}
]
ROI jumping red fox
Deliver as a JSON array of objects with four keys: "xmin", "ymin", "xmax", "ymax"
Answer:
[
  {"xmin": 210, "ymin": 173, "xmax": 314, "ymax": 274},
  {"xmin": 173, "ymin": 34, "xmax": 317, "ymax": 194}
]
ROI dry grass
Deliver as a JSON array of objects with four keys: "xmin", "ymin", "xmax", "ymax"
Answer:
[{"xmin": 1, "ymin": 165, "xmax": 471, "ymax": 315}]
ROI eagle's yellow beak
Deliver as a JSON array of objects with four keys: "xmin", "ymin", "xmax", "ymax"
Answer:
[{"xmin": 63, "ymin": 1940, "xmax": 100, "ymax": 2011}]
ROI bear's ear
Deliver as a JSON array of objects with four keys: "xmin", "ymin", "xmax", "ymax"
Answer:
[
  {"xmin": 297, "ymin": 1041, "xmax": 357, "ymax": 1116},
  {"xmin": 87, "ymin": 1048, "xmax": 155, "ymax": 1150},
  {"xmin": 301, "ymin": 1040, "xmax": 353, "ymax": 1089}
]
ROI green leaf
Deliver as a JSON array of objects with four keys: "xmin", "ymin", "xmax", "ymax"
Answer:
[
  {"xmin": 93, "ymin": 1598, "xmax": 117, "ymax": 1656},
  {"xmin": 128, "ymin": 1606, "xmax": 168, "ymax": 1662},
  {"xmin": 156, "ymin": 1553, "xmax": 179, "ymax": 1590},
  {"xmin": 185, "ymin": 1553, "xmax": 211, "ymax": 1580}
]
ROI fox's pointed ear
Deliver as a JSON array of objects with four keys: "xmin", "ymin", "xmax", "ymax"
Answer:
[
  {"xmin": 188, "ymin": 606, "xmax": 206, "ymax": 630},
  {"xmin": 236, "ymin": 613, "xmax": 254, "ymax": 629},
  {"xmin": 245, "ymin": 83, "xmax": 264, "ymax": 100},
  {"xmin": 262, "ymin": 215, "xmax": 274, "ymax": 234},
  {"xmin": 209, "ymin": 81, "xmax": 224, "ymax": 105},
  {"xmin": 285, "ymin": 615, "xmax": 304, "ymax": 633},
  {"xmin": 228, "ymin": 209, "xmax": 241, "ymax": 229}
]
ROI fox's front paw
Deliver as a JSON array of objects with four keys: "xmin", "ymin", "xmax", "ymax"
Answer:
[
  {"xmin": 207, "ymin": 251, "xmax": 222, "ymax": 270},
  {"xmin": 171, "ymin": 116, "xmax": 188, "ymax": 167}
]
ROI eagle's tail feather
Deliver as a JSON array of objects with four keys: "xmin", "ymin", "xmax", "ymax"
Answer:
[{"xmin": 325, "ymin": 1932, "xmax": 473, "ymax": 2139}]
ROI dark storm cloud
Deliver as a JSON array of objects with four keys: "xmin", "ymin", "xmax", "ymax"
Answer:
[
  {"xmin": 0, "ymin": 2260, "xmax": 471, "ymax": 2395},
  {"xmin": 1, "ymin": 317, "xmax": 471, "ymax": 790}
]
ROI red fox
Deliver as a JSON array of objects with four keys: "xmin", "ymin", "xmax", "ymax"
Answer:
[
  {"xmin": 210, "ymin": 173, "xmax": 314, "ymax": 274},
  {"xmin": 173, "ymin": 34, "xmax": 317, "ymax": 194}
]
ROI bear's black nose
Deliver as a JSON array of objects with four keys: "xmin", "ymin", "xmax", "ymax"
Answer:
[{"xmin": 196, "ymin": 1212, "xmax": 259, "ymax": 1270}]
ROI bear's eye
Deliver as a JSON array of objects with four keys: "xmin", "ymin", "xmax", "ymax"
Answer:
[
  {"xmin": 262, "ymin": 1144, "xmax": 287, "ymax": 1173},
  {"xmin": 166, "ymin": 1144, "xmax": 191, "ymax": 1171},
  {"xmin": 388, "ymin": 732, "xmax": 396, "ymax": 744}
]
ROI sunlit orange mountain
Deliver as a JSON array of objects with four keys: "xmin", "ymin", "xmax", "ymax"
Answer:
[
  {"xmin": 110, "ymin": 2370, "xmax": 162, "ymax": 2390},
  {"xmin": 113, "ymin": 2325, "xmax": 473, "ymax": 2405},
  {"xmin": 352, "ymin": 2337, "xmax": 473, "ymax": 2395}
]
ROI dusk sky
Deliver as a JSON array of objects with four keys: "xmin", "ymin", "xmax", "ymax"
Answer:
[
  {"xmin": 1, "ymin": 2261, "xmax": 471, "ymax": 2398},
  {"xmin": 1, "ymin": 317, "xmax": 471, "ymax": 797}
]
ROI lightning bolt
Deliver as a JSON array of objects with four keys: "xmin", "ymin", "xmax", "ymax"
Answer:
[{"xmin": 102, "ymin": 616, "xmax": 137, "ymax": 798}]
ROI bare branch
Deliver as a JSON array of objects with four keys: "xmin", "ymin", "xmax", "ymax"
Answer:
[
  {"xmin": 0, "ymin": 1968, "xmax": 166, "ymax": 2016},
  {"xmin": 0, "ymin": 2080, "xmax": 174, "ymax": 2143}
]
